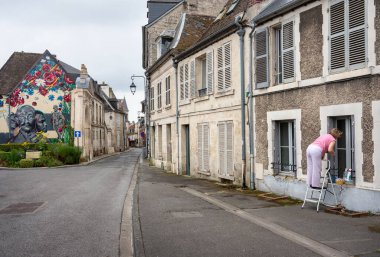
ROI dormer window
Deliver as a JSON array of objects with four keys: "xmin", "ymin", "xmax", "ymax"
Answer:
[
  {"xmin": 227, "ymin": 0, "xmax": 239, "ymax": 14},
  {"xmin": 156, "ymin": 30, "xmax": 175, "ymax": 59}
]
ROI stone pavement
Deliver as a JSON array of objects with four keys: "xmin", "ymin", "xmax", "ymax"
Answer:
[{"xmin": 132, "ymin": 160, "xmax": 380, "ymax": 257}]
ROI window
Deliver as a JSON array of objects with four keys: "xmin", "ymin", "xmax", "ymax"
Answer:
[
  {"xmin": 157, "ymin": 82, "xmax": 162, "ymax": 109},
  {"xmin": 197, "ymin": 123, "xmax": 209, "ymax": 172},
  {"xmin": 227, "ymin": 0, "xmax": 240, "ymax": 14},
  {"xmin": 273, "ymin": 121, "xmax": 296, "ymax": 174},
  {"xmin": 165, "ymin": 76, "xmax": 171, "ymax": 105},
  {"xmin": 156, "ymin": 36, "xmax": 173, "ymax": 59},
  {"xmin": 329, "ymin": 0, "xmax": 367, "ymax": 73},
  {"xmin": 150, "ymin": 87, "xmax": 154, "ymax": 111},
  {"xmin": 196, "ymin": 51, "xmax": 213, "ymax": 97},
  {"xmin": 329, "ymin": 116, "xmax": 355, "ymax": 180},
  {"xmin": 255, "ymin": 20, "xmax": 295, "ymax": 88},
  {"xmin": 217, "ymin": 42, "xmax": 231, "ymax": 91},
  {"xmin": 179, "ymin": 60, "xmax": 195, "ymax": 101},
  {"xmin": 218, "ymin": 121, "xmax": 233, "ymax": 177}
]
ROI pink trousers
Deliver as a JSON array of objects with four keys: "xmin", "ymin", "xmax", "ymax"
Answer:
[{"xmin": 306, "ymin": 144, "xmax": 322, "ymax": 187}]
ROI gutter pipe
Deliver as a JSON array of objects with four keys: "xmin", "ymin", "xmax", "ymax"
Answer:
[
  {"xmin": 235, "ymin": 16, "xmax": 247, "ymax": 189},
  {"xmin": 146, "ymin": 75, "xmax": 151, "ymax": 159},
  {"xmin": 248, "ymin": 22, "xmax": 256, "ymax": 190},
  {"xmin": 173, "ymin": 60, "xmax": 180, "ymax": 175}
]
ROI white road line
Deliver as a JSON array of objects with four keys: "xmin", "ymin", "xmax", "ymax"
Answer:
[{"xmin": 182, "ymin": 187, "xmax": 352, "ymax": 257}]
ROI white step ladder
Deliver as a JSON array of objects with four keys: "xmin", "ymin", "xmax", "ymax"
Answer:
[{"xmin": 302, "ymin": 160, "xmax": 338, "ymax": 212}]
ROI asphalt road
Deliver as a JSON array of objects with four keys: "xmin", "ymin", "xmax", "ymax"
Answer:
[{"xmin": 0, "ymin": 149, "xmax": 141, "ymax": 257}]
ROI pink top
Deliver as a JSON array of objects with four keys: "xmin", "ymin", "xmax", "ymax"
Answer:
[{"xmin": 312, "ymin": 134, "xmax": 336, "ymax": 156}]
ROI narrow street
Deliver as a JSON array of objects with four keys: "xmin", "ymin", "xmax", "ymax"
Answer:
[{"xmin": 0, "ymin": 149, "xmax": 141, "ymax": 257}]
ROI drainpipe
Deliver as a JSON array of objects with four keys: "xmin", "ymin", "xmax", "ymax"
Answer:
[
  {"xmin": 248, "ymin": 22, "xmax": 256, "ymax": 190},
  {"xmin": 235, "ymin": 16, "xmax": 247, "ymax": 189},
  {"xmin": 146, "ymin": 75, "xmax": 151, "ymax": 159},
  {"xmin": 7, "ymin": 94, "xmax": 11, "ymax": 141},
  {"xmin": 173, "ymin": 60, "xmax": 180, "ymax": 175}
]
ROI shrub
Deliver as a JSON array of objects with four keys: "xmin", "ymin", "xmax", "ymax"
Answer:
[
  {"xmin": 34, "ymin": 159, "xmax": 45, "ymax": 167},
  {"xmin": 0, "ymin": 151, "xmax": 10, "ymax": 162},
  {"xmin": 8, "ymin": 149, "xmax": 25, "ymax": 165},
  {"xmin": 38, "ymin": 156, "xmax": 63, "ymax": 167},
  {"xmin": 42, "ymin": 150, "xmax": 54, "ymax": 157},
  {"xmin": 19, "ymin": 158, "xmax": 34, "ymax": 168},
  {"xmin": 52, "ymin": 144, "xmax": 82, "ymax": 164}
]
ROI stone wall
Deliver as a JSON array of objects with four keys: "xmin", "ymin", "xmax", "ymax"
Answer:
[
  {"xmin": 254, "ymin": 76, "xmax": 380, "ymax": 182},
  {"xmin": 376, "ymin": 0, "xmax": 380, "ymax": 65},
  {"xmin": 300, "ymin": 5, "xmax": 323, "ymax": 80}
]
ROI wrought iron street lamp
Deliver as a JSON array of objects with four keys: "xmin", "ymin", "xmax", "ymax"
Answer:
[
  {"xmin": 129, "ymin": 74, "xmax": 148, "ymax": 157},
  {"xmin": 130, "ymin": 80, "xmax": 137, "ymax": 95}
]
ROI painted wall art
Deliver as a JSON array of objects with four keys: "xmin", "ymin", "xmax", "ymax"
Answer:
[{"xmin": 0, "ymin": 53, "xmax": 77, "ymax": 144}]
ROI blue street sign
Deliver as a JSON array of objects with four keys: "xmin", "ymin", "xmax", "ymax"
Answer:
[{"xmin": 74, "ymin": 131, "xmax": 81, "ymax": 138}]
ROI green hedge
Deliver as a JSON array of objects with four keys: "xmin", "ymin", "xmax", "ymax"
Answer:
[
  {"xmin": 19, "ymin": 159, "xmax": 34, "ymax": 168},
  {"xmin": 0, "ymin": 143, "xmax": 81, "ymax": 167},
  {"xmin": 0, "ymin": 143, "xmax": 46, "ymax": 152}
]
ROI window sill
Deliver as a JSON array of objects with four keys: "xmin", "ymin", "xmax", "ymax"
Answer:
[
  {"xmin": 215, "ymin": 89, "xmax": 234, "ymax": 98},
  {"xmin": 165, "ymin": 104, "xmax": 171, "ymax": 110},
  {"xmin": 179, "ymin": 99, "xmax": 191, "ymax": 106},
  {"xmin": 218, "ymin": 174, "xmax": 234, "ymax": 181},
  {"xmin": 195, "ymin": 95, "xmax": 209, "ymax": 103},
  {"xmin": 157, "ymin": 108, "xmax": 162, "ymax": 113},
  {"xmin": 150, "ymin": 111, "xmax": 155, "ymax": 115},
  {"xmin": 198, "ymin": 170, "xmax": 210, "ymax": 176}
]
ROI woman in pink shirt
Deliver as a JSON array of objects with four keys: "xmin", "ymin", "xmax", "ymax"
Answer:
[{"xmin": 307, "ymin": 128, "xmax": 343, "ymax": 188}]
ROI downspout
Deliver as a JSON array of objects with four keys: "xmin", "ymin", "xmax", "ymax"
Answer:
[
  {"xmin": 146, "ymin": 75, "xmax": 151, "ymax": 159},
  {"xmin": 248, "ymin": 22, "xmax": 256, "ymax": 190},
  {"xmin": 7, "ymin": 94, "xmax": 11, "ymax": 141},
  {"xmin": 173, "ymin": 60, "xmax": 180, "ymax": 175},
  {"xmin": 235, "ymin": 16, "xmax": 247, "ymax": 189}
]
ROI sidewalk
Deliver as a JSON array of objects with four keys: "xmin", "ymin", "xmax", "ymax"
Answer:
[{"xmin": 133, "ymin": 160, "xmax": 380, "ymax": 257}]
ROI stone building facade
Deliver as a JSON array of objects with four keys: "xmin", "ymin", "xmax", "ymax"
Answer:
[
  {"xmin": 252, "ymin": 0, "xmax": 380, "ymax": 211},
  {"xmin": 144, "ymin": 0, "xmax": 380, "ymax": 212}
]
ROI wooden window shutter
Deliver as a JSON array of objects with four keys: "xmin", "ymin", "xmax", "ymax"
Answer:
[
  {"xmin": 224, "ymin": 42, "xmax": 232, "ymax": 89},
  {"xmin": 218, "ymin": 122, "xmax": 226, "ymax": 174},
  {"xmin": 198, "ymin": 124, "xmax": 203, "ymax": 170},
  {"xmin": 203, "ymin": 123, "xmax": 209, "ymax": 171},
  {"xmin": 273, "ymin": 122, "xmax": 280, "ymax": 175},
  {"xmin": 206, "ymin": 51, "xmax": 213, "ymax": 94},
  {"xmin": 330, "ymin": 0, "xmax": 346, "ymax": 72},
  {"xmin": 190, "ymin": 60, "xmax": 196, "ymax": 98},
  {"xmin": 217, "ymin": 46, "xmax": 224, "ymax": 91},
  {"xmin": 255, "ymin": 29, "xmax": 269, "ymax": 88},
  {"xmin": 179, "ymin": 65, "xmax": 184, "ymax": 100},
  {"xmin": 348, "ymin": 0, "xmax": 366, "ymax": 68},
  {"xmin": 184, "ymin": 63, "xmax": 189, "ymax": 99},
  {"xmin": 282, "ymin": 21, "xmax": 295, "ymax": 82},
  {"xmin": 226, "ymin": 121, "xmax": 234, "ymax": 176}
]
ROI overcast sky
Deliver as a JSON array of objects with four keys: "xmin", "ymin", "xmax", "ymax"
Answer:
[{"xmin": 0, "ymin": 0, "xmax": 147, "ymax": 122}]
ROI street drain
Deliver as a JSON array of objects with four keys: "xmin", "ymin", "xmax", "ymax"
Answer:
[
  {"xmin": 0, "ymin": 202, "xmax": 45, "ymax": 215},
  {"xmin": 171, "ymin": 211, "xmax": 203, "ymax": 218}
]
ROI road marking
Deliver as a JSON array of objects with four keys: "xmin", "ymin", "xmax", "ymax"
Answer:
[{"xmin": 182, "ymin": 187, "xmax": 352, "ymax": 257}]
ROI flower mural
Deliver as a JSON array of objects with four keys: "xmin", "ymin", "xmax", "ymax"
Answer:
[
  {"xmin": 7, "ymin": 55, "xmax": 76, "ymax": 108},
  {"xmin": 4, "ymin": 52, "xmax": 78, "ymax": 144}
]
